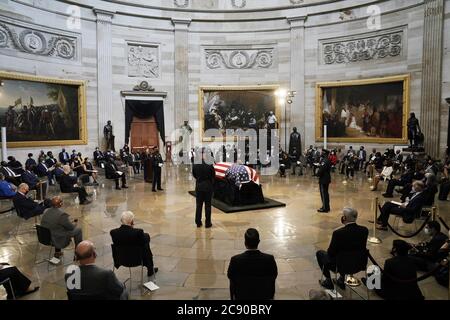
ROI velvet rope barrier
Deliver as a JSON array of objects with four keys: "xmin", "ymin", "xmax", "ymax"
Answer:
[
  {"xmin": 367, "ymin": 251, "xmax": 441, "ymax": 283},
  {"xmin": 438, "ymin": 216, "xmax": 450, "ymax": 231}
]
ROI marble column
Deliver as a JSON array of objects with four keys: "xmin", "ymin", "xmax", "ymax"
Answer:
[
  {"xmin": 287, "ymin": 16, "xmax": 307, "ymax": 149},
  {"xmin": 172, "ymin": 18, "xmax": 191, "ymax": 130},
  {"xmin": 94, "ymin": 9, "xmax": 114, "ymax": 149},
  {"xmin": 420, "ymin": 0, "xmax": 444, "ymax": 158}
]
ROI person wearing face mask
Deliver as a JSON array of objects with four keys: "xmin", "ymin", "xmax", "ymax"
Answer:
[
  {"xmin": 317, "ymin": 149, "xmax": 332, "ymax": 213},
  {"xmin": 407, "ymin": 221, "xmax": 448, "ymax": 272},
  {"xmin": 377, "ymin": 181, "xmax": 427, "ymax": 230},
  {"xmin": 316, "ymin": 208, "xmax": 368, "ymax": 290},
  {"xmin": 365, "ymin": 240, "xmax": 424, "ymax": 300},
  {"xmin": 12, "ymin": 183, "xmax": 50, "ymax": 219}
]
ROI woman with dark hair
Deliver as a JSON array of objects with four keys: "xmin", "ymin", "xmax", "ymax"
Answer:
[{"xmin": 82, "ymin": 157, "xmax": 99, "ymax": 185}]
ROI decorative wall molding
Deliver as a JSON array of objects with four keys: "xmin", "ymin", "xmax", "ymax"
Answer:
[
  {"xmin": 127, "ymin": 42, "xmax": 159, "ymax": 78},
  {"xmin": 205, "ymin": 48, "xmax": 274, "ymax": 69},
  {"xmin": 289, "ymin": 0, "xmax": 304, "ymax": 4},
  {"xmin": 231, "ymin": 0, "xmax": 246, "ymax": 9},
  {"xmin": 0, "ymin": 18, "xmax": 78, "ymax": 61},
  {"xmin": 320, "ymin": 28, "xmax": 404, "ymax": 65},
  {"xmin": 174, "ymin": 0, "xmax": 189, "ymax": 8}
]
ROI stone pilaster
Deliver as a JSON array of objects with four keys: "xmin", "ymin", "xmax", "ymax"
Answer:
[
  {"xmin": 172, "ymin": 18, "xmax": 191, "ymax": 129},
  {"xmin": 420, "ymin": 0, "xmax": 444, "ymax": 158},
  {"xmin": 287, "ymin": 15, "xmax": 307, "ymax": 148},
  {"xmin": 94, "ymin": 9, "xmax": 114, "ymax": 148}
]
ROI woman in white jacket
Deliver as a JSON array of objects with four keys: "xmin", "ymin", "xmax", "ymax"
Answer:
[{"xmin": 370, "ymin": 160, "xmax": 394, "ymax": 191}]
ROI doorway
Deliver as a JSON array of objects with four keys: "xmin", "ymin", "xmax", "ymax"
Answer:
[
  {"xmin": 130, "ymin": 116, "xmax": 159, "ymax": 149},
  {"xmin": 125, "ymin": 99, "xmax": 165, "ymax": 151}
]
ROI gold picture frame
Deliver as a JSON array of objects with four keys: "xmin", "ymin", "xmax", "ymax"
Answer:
[
  {"xmin": 198, "ymin": 85, "xmax": 281, "ymax": 142},
  {"xmin": 315, "ymin": 74, "xmax": 410, "ymax": 144},
  {"xmin": 0, "ymin": 71, "xmax": 87, "ymax": 148}
]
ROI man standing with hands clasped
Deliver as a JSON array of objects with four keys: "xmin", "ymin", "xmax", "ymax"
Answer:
[
  {"xmin": 317, "ymin": 149, "xmax": 332, "ymax": 213},
  {"xmin": 151, "ymin": 147, "xmax": 164, "ymax": 192},
  {"xmin": 192, "ymin": 148, "xmax": 215, "ymax": 228}
]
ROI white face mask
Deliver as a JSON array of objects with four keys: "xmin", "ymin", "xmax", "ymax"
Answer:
[{"xmin": 424, "ymin": 227, "xmax": 430, "ymax": 235}]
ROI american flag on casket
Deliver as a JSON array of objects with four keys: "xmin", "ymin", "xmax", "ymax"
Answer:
[{"xmin": 213, "ymin": 162, "xmax": 260, "ymax": 188}]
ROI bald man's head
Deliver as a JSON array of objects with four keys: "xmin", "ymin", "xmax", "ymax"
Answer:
[
  {"xmin": 75, "ymin": 240, "xmax": 96, "ymax": 264},
  {"xmin": 51, "ymin": 196, "xmax": 63, "ymax": 208}
]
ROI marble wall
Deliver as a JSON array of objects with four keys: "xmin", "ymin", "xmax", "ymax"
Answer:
[{"xmin": 0, "ymin": 0, "xmax": 448, "ymax": 161}]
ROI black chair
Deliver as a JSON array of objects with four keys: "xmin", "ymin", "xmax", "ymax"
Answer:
[
  {"xmin": 229, "ymin": 276, "xmax": 276, "ymax": 300},
  {"xmin": 35, "ymin": 224, "xmax": 57, "ymax": 270},
  {"xmin": 0, "ymin": 278, "xmax": 15, "ymax": 300},
  {"xmin": 111, "ymin": 244, "xmax": 144, "ymax": 295},
  {"xmin": 334, "ymin": 250, "xmax": 369, "ymax": 300}
]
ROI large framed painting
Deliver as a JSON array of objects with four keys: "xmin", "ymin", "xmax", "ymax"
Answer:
[
  {"xmin": 198, "ymin": 85, "xmax": 281, "ymax": 141},
  {"xmin": 0, "ymin": 71, "xmax": 87, "ymax": 148},
  {"xmin": 315, "ymin": 75, "xmax": 410, "ymax": 144}
]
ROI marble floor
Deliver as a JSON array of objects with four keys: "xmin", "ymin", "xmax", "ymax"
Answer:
[{"xmin": 0, "ymin": 165, "xmax": 448, "ymax": 300}]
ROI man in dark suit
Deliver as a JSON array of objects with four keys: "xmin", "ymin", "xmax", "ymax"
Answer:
[
  {"xmin": 21, "ymin": 166, "xmax": 47, "ymax": 200},
  {"xmin": 408, "ymin": 221, "xmax": 448, "ymax": 271},
  {"xmin": 0, "ymin": 263, "xmax": 39, "ymax": 300},
  {"xmin": 59, "ymin": 148, "xmax": 70, "ymax": 165},
  {"xmin": 369, "ymin": 240, "xmax": 423, "ymax": 300},
  {"xmin": 192, "ymin": 149, "xmax": 215, "ymax": 228},
  {"xmin": 0, "ymin": 161, "xmax": 21, "ymax": 186},
  {"xmin": 12, "ymin": 183, "xmax": 50, "ymax": 219},
  {"xmin": 7, "ymin": 156, "xmax": 24, "ymax": 174},
  {"xmin": 93, "ymin": 147, "xmax": 104, "ymax": 167},
  {"xmin": 383, "ymin": 166, "xmax": 414, "ymax": 198},
  {"xmin": 317, "ymin": 149, "xmax": 331, "ymax": 213},
  {"xmin": 357, "ymin": 146, "xmax": 367, "ymax": 171},
  {"xmin": 316, "ymin": 207, "xmax": 369, "ymax": 290},
  {"xmin": 110, "ymin": 211, "xmax": 158, "ymax": 277},
  {"xmin": 25, "ymin": 153, "xmax": 37, "ymax": 171},
  {"xmin": 65, "ymin": 240, "xmax": 127, "ymax": 300},
  {"xmin": 227, "ymin": 228, "xmax": 278, "ymax": 300},
  {"xmin": 60, "ymin": 165, "xmax": 91, "ymax": 205},
  {"xmin": 105, "ymin": 158, "xmax": 128, "ymax": 190},
  {"xmin": 36, "ymin": 159, "xmax": 55, "ymax": 186},
  {"xmin": 151, "ymin": 147, "xmax": 164, "ymax": 192},
  {"xmin": 377, "ymin": 181, "xmax": 426, "ymax": 230}
]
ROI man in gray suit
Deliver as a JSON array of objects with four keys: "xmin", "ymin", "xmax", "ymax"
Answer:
[
  {"xmin": 65, "ymin": 240, "xmax": 127, "ymax": 300},
  {"xmin": 41, "ymin": 196, "xmax": 83, "ymax": 258}
]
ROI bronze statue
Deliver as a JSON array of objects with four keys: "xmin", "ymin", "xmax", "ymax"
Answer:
[{"xmin": 104, "ymin": 120, "xmax": 115, "ymax": 151}]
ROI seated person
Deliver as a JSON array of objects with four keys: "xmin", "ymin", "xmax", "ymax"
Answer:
[
  {"xmin": 368, "ymin": 240, "xmax": 424, "ymax": 300},
  {"xmin": 12, "ymin": 183, "xmax": 50, "ymax": 219},
  {"xmin": 377, "ymin": 181, "xmax": 426, "ymax": 230},
  {"xmin": 22, "ymin": 165, "xmax": 47, "ymax": 200},
  {"xmin": 45, "ymin": 151, "xmax": 57, "ymax": 169},
  {"xmin": 316, "ymin": 207, "xmax": 369, "ymax": 290},
  {"xmin": 401, "ymin": 172, "xmax": 438, "ymax": 204},
  {"xmin": 82, "ymin": 157, "xmax": 99, "ymax": 185},
  {"xmin": 41, "ymin": 196, "xmax": 83, "ymax": 259},
  {"xmin": 25, "ymin": 153, "xmax": 37, "ymax": 172},
  {"xmin": 371, "ymin": 160, "xmax": 394, "ymax": 191},
  {"xmin": 65, "ymin": 241, "xmax": 128, "ymax": 300},
  {"xmin": 0, "ymin": 161, "xmax": 21, "ymax": 186},
  {"xmin": 0, "ymin": 263, "xmax": 39, "ymax": 300},
  {"xmin": 0, "ymin": 173, "xmax": 17, "ymax": 198},
  {"xmin": 58, "ymin": 148, "xmax": 70, "ymax": 165},
  {"xmin": 367, "ymin": 152, "xmax": 384, "ymax": 179},
  {"xmin": 7, "ymin": 156, "xmax": 24, "ymax": 175},
  {"xmin": 53, "ymin": 163, "xmax": 64, "ymax": 184},
  {"xmin": 110, "ymin": 211, "xmax": 158, "ymax": 277},
  {"xmin": 59, "ymin": 165, "xmax": 91, "ymax": 205},
  {"xmin": 36, "ymin": 159, "xmax": 55, "ymax": 186},
  {"xmin": 71, "ymin": 154, "xmax": 84, "ymax": 177},
  {"xmin": 227, "ymin": 228, "xmax": 278, "ymax": 300},
  {"xmin": 93, "ymin": 147, "xmax": 105, "ymax": 167},
  {"xmin": 408, "ymin": 221, "xmax": 448, "ymax": 272},
  {"xmin": 105, "ymin": 158, "xmax": 128, "ymax": 190},
  {"xmin": 382, "ymin": 166, "xmax": 414, "ymax": 198}
]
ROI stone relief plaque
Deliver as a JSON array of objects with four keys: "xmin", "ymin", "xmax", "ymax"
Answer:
[
  {"xmin": 0, "ymin": 19, "xmax": 77, "ymax": 60},
  {"xmin": 320, "ymin": 28, "xmax": 404, "ymax": 65},
  {"xmin": 127, "ymin": 43, "xmax": 160, "ymax": 78},
  {"xmin": 205, "ymin": 48, "xmax": 274, "ymax": 69}
]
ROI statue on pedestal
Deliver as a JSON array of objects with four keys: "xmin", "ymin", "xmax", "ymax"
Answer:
[
  {"xmin": 289, "ymin": 127, "xmax": 302, "ymax": 156},
  {"xmin": 179, "ymin": 120, "xmax": 193, "ymax": 155},
  {"xmin": 407, "ymin": 113, "xmax": 422, "ymax": 149},
  {"xmin": 104, "ymin": 120, "xmax": 115, "ymax": 151}
]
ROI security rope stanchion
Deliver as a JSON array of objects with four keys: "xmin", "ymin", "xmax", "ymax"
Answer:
[
  {"xmin": 431, "ymin": 207, "xmax": 437, "ymax": 222},
  {"xmin": 368, "ymin": 197, "xmax": 382, "ymax": 244}
]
